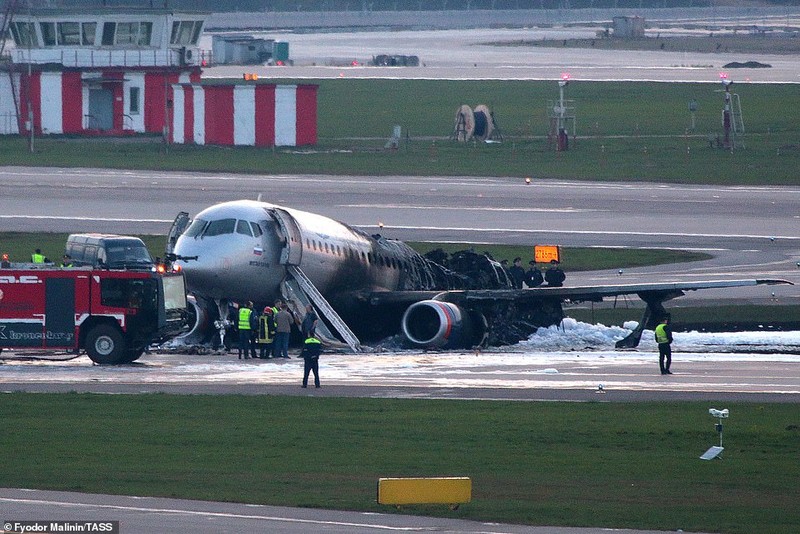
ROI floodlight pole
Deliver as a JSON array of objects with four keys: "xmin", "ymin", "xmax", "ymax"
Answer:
[
  {"xmin": 722, "ymin": 82, "xmax": 732, "ymax": 149},
  {"xmin": 557, "ymin": 77, "xmax": 569, "ymax": 151}
]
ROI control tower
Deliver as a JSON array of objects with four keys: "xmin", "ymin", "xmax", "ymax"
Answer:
[{"xmin": 1, "ymin": 7, "xmax": 207, "ymax": 136}]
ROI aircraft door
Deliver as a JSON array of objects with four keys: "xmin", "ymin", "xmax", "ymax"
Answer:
[
  {"xmin": 266, "ymin": 208, "xmax": 303, "ymax": 266},
  {"xmin": 165, "ymin": 211, "xmax": 191, "ymax": 257}
]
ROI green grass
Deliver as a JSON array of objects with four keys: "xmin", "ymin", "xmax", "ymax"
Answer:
[
  {"xmin": 1, "ymin": 80, "xmax": 799, "ymax": 184},
  {"xmin": 408, "ymin": 242, "xmax": 710, "ymax": 271},
  {"xmin": 0, "ymin": 232, "xmax": 710, "ymax": 273},
  {"xmin": 2, "ymin": 393, "xmax": 798, "ymax": 534}
]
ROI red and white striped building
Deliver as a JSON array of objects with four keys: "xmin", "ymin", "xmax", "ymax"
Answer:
[
  {"xmin": 0, "ymin": 8, "xmax": 317, "ymax": 147},
  {"xmin": 171, "ymin": 83, "xmax": 317, "ymax": 147}
]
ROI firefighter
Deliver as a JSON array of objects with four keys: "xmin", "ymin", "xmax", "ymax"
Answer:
[
  {"xmin": 60, "ymin": 254, "xmax": 74, "ymax": 268},
  {"xmin": 256, "ymin": 306, "xmax": 276, "ymax": 359},
  {"xmin": 1, "ymin": 253, "xmax": 10, "ymax": 268}
]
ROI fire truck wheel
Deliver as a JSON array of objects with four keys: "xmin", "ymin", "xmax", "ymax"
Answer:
[
  {"xmin": 121, "ymin": 347, "xmax": 145, "ymax": 364},
  {"xmin": 85, "ymin": 324, "xmax": 126, "ymax": 364}
]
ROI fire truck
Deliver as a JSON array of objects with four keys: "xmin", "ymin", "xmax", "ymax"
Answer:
[{"xmin": 0, "ymin": 266, "xmax": 187, "ymax": 364}]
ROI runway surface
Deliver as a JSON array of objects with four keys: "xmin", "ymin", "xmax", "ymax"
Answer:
[
  {"xmin": 200, "ymin": 25, "xmax": 800, "ymax": 83},
  {"xmin": 2, "ymin": 166, "xmax": 798, "ymax": 304},
  {"xmin": 0, "ymin": 488, "xmax": 710, "ymax": 534},
  {"xmin": 2, "ymin": 346, "xmax": 800, "ymax": 402}
]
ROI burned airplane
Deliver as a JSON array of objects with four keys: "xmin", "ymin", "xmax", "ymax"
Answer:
[{"xmin": 167, "ymin": 200, "xmax": 790, "ymax": 351}]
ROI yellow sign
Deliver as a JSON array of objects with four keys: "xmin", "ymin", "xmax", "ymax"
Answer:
[
  {"xmin": 534, "ymin": 245, "xmax": 561, "ymax": 264},
  {"xmin": 377, "ymin": 477, "xmax": 472, "ymax": 505}
]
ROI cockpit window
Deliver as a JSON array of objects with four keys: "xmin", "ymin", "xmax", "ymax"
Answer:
[
  {"xmin": 236, "ymin": 219, "xmax": 253, "ymax": 237},
  {"xmin": 250, "ymin": 222, "xmax": 262, "ymax": 237},
  {"xmin": 184, "ymin": 219, "xmax": 207, "ymax": 238},
  {"xmin": 204, "ymin": 218, "xmax": 236, "ymax": 237}
]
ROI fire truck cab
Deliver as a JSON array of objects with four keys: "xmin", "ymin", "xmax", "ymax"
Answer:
[{"xmin": 0, "ymin": 266, "xmax": 187, "ymax": 364}]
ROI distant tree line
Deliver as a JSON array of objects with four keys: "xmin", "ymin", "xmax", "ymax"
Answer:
[{"xmin": 33, "ymin": 1, "xmax": 796, "ymax": 12}]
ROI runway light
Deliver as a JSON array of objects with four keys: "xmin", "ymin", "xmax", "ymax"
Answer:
[
  {"xmin": 770, "ymin": 237, "xmax": 776, "ymax": 242},
  {"xmin": 596, "ymin": 384, "xmax": 605, "ymax": 394},
  {"xmin": 525, "ymin": 177, "xmax": 531, "ymax": 184},
  {"xmin": 378, "ymin": 221, "xmax": 384, "ymax": 229},
  {"xmin": 618, "ymin": 269, "xmax": 623, "ymax": 276}
]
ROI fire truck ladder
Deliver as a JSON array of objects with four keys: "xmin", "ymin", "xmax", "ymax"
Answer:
[{"xmin": 285, "ymin": 265, "xmax": 362, "ymax": 353}]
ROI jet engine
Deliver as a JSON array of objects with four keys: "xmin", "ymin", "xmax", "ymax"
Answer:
[
  {"xmin": 176, "ymin": 295, "xmax": 211, "ymax": 345},
  {"xmin": 401, "ymin": 300, "xmax": 485, "ymax": 349}
]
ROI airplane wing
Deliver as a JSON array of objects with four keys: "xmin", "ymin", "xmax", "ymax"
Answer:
[
  {"xmin": 366, "ymin": 279, "xmax": 792, "ymax": 305},
  {"xmin": 362, "ymin": 279, "xmax": 793, "ymax": 349}
]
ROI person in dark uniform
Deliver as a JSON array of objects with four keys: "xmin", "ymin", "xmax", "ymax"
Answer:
[
  {"xmin": 301, "ymin": 304, "xmax": 318, "ymax": 338},
  {"xmin": 654, "ymin": 315, "xmax": 674, "ymax": 375},
  {"xmin": 508, "ymin": 257, "xmax": 526, "ymax": 289},
  {"xmin": 300, "ymin": 335, "xmax": 322, "ymax": 388},
  {"xmin": 525, "ymin": 260, "xmax": 543, "ymax": 287},
  {"xmin": 544, "ymin": 260, "xmax": 566, "ymax": 287}
]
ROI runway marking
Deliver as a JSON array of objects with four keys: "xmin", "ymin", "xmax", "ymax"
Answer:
[
  {"xmin": 1, "ymin": 217, "xmax": 798, "ymax": 243},
  {"xmin": 0, "ymin": 215, "xmax": 171, "ymax": 223},
  {"xmin": 0, "ymin": 497, "xmax": 440, "ymax": 531},
  {"xmin": 343, "ymin": 204, "xmax": 602, "ymax": 213}
]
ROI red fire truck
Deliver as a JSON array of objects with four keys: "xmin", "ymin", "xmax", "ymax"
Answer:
[{"xmin": 0, "ymin": 266, "xmax": 187, "ymax": 364}]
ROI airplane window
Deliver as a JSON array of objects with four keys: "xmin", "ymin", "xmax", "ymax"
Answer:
[
  {"xmin": 336, "ymin": 245, "xmax": 341, "ymax": 256},
  {"xmin": 250, "ymin": 222, "xmax": 262, "ymax": 237},
  {"xmin": 324, "ymin": 243, "xmax": 330, "ymax": 253},
  {"xmin": 361, "ymin": 252, "xmax": 366, "ymax": 263},
  {"xmin": 204, "ymin": 218, "xmax": 236, "ymax": 237},
  {"xmin": 236, "ymin": 220, "xmax": 253, "ymax": 237},
  {"xmin": 367, "ymin": 253, "xmax": 373, "ymax": 264}
]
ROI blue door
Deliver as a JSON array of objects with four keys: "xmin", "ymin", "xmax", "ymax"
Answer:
[{"xmin": 88, "ymin": 88, "xmax": 114, "ymax": 130}]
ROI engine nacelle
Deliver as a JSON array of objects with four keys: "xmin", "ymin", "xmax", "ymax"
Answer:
[
  {"xmin": 175, "ymin": 295, "xmax": 210, "ymax": 344},
  {"xmin": 401, "ymin": 300, "xmax": 484, "ymax": 349}
]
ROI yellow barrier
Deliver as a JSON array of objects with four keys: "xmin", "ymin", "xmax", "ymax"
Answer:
[{"xmin": 377, "ymin": 477, "xmax": 471, "ymax": 506}]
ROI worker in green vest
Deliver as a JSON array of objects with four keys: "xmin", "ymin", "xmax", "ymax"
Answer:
[
  {"xmin": 654, "ymin": 315, "xmax": 674, "ymax": 375},
  {"xmin": 60, "ymin": 254, "xmax": 74, "ymax": 268},
  {"xmin": 31, "ymin": 248, "xmax": 48, "ymax": 263},
  {"xmin": 237, "ymin": 301, "xmax": 257, "ymax": 360}
]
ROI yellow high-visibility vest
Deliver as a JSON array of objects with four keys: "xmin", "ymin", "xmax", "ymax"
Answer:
[
  {"xmin": 238, "ymin": 308, "xmax": 253, "ymax": 330},
  {"xmin": 655, "ymin": 323, "xmax": 670, "ymax": 344}
]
